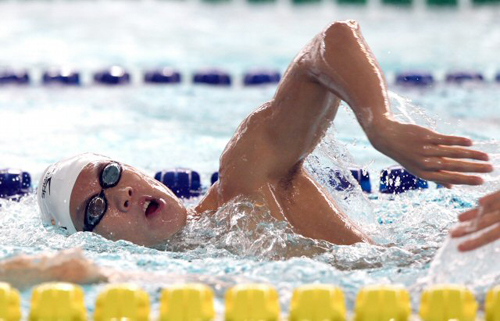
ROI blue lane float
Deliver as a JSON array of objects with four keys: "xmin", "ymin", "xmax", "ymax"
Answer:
[
  {"xmin": 211, "ymin": 172, "xmax": 219, "ymax": 185},
  {"xmin": 328, "ymin": 168, "xmax": 371, "ymax": 193},
  {"xmin": 0, "ymin": 70, "xmax": 30, "ymax": 85},
  {"xmin": 144, "ymin": 68, "xmax": 181, "ymax": 84},
  {"xmin": 395, "ymin": 72, "xmax": 434, "ymax": 87},
  {"xmin": 94, "ymin": 66, "xmax": 130, "ymax": 85},
  {"xmin": 155, "ymin": 168, "xmax": 202, "ymax": 198},
  {"xmin": 446, "ymin": 72, "xmax": 484, "ymax": 84},
  {"xmin": 193, "ymin": 69, "xmax": 231, "ymax": 86},
  {"xmin": 0, "ymin": 169, "xmax": 31, "ymax": 200},
  {"xmin": 3, "ymin": 68, "xmax": 500, "ymax": 87},
  {"xmin": 43, "ymin": 68, "xmax": 80, "ymax": 86},
  {"xmin": 350, "ymin": 169, "xmax": 372, "ymax": 193},
  {"xmin": 328, "ymin": 170, "xmax": 353, "ymax": 191},
  {"xmin": 379, "ymin": 165, "xmax": 428, "ymax": 194},
  {"xmin": 243, "ymin": 70, "xmax": 281, "ymax": 86}
]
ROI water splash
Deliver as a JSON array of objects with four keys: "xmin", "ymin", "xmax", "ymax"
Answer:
[
  {"xmin": 388, "ymin": 91, "xmax": 438, "ymax": 130},
  {"xmin": 163, "ymin": 196, "xmax": 331, "ymax": 260}
]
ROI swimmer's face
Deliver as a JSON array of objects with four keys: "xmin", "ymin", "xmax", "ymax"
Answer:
[{"xmin": 69, "ymin": 161, "xmax": 188, "ymax": 246}]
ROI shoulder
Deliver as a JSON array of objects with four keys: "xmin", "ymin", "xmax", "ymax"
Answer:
[
  {"xmin": 194, "ymin": 183, "xmax": 220, "ymax": 215},
  {"xmin": 216, "ymin": 101, "xmax": 279, "ymax": 200}
]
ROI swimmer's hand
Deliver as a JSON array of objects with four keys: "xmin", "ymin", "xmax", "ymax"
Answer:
[
  {"xmin": 366, "ymin": 118, "xmax": 493, "ymax": 187},
  {"xmin": 450, "ymin": 190, "xmax": 500, "ymax": 251},
  {"xmin": 0, "ymin": 248, "xmax": 107, "ymax": 290}
]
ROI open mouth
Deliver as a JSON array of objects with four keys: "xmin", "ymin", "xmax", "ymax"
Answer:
[{"xmin": 143, "ymin": 199, "xmax": 160, "ymax": 217}]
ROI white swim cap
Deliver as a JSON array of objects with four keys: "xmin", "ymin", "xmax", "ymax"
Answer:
[{"xmin": 37, "ymin": 153, "xmax": 111, "ymax": 233}]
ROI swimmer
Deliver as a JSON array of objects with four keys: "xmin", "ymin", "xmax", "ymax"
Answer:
[
  {"xmin": 36, "ymin": 20, "xmax": 492, "ymax": 248},
  {"xmin": 0, "ymin": 21, "xmax": 494, "ymax": 289}
]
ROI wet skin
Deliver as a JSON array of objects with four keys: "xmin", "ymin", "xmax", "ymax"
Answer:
[
  {"xmin": 70, "ymin": 159, "xmax": 370, "ymax": 247},
  {"xmin": 70, "ymin": 20, "xmax": 493, "ymax": 248},
  {"xmin": 70, "ymin": 161, "xmax": 188, "ymax": 246}
]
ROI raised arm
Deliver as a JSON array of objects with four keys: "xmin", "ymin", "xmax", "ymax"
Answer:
[
  {"xmin": 306, "ymin": 20, "xmax": 493, "ymax": 186},
  {"xmin": 219, "ymin": 20, "xmax": 492, "ymax": 197}
]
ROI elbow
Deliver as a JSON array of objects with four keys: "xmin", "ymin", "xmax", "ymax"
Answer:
[
  {"xmin": 321, "ymin": 20, "xmax": 360, "ymax": 44},
  {"xmin": 304, "ymin": 20, "xmax": 360, "ymax": 82},
  {"xmin": 296, "ymin": 21, "xmax": 360, "ymax": 72},
  {"xmin": 288, "ymin": 20, "xmax": 361, "ymax": 87}
]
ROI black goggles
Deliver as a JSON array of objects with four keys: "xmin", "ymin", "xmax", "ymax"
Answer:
[{"xmin": 83, "ymin": 162, "xmax": 122, "ymax": 232}]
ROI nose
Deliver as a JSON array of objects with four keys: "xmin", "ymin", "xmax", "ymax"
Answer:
[{"xmin": 108, "ymin": 186, "xmax": 134, "ymax": 212}]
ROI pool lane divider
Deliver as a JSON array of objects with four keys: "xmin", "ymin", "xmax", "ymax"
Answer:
[
  {"xmin": 328, "ymin": 168, "xmax": 372, "ymax": 193},
  {"xmin": 0, "ymin": 283, "xmax": 21, "ymax": 321},
  {"xmin": 29, "ymin": 283, "xmax": 87, "ymax": 321},
  {"xmin": 420, "ymin": 285, "xmax": 478, "ymax": 321},
  {"xmin": 43, "ymin": 68, "xmax": 80, "ymax": 86},
  {"xmin": 144, "ymin": 68, "xmax": 182, "ymax": 84},
  {"xmin": 336, "ymin": 0, "xmax": 367, "ymax": 5},
  {"xmin": 1, "ymin": 0, "xmax": 499, "ymax": 5},
  {"xmin": 379, "ymin": 166, "xmax": 428, "ymax": 194},
  {"xmin": 95, "ymin": 284, "xmax": 150, "ymax": 321},
  {"xmin": 244, "ymin": 69, "xmax": 281, "ymax": 86},
  {"xmin": 94, "ymin": 66, "xmax": 131, "ymax": 85},
  {"xmin": 193, "ymin": 69, "xmax": 232, "ymax": 86},
  {"xmin": 247, "ymin": 0, "xmax": 277, "ymax": 4},
  {"xmin": 225, "ymin": 284, "xmax": 280, "ymax": 320},
  {"xmin": 0, "ymin": 70, "xmax": 29, "ymax": 85},
  {"xmin": 160, "ymin": 284, "xmax": 215, "ymax": 321},
  {"xmin": 427, "ymin": 0, "xmax": 458, "ymax": 6},
  {"xmin": 446, "ymin": 72, "xmax": 484, "ymax": 84},
  {"xmin": 473, "ymin": 0, "xmax": 500, "ymax": 3},
  {"xmin": 1, "ymin": 282, "xmax": 497, "ymax": 321},
  {"xmin": 290, "ymin": 284, "xmax": 346, "ymax": 321},
  {"xmin": 155, "ymin": 168, "xmax": 203, "ymax": 198},
  {"xmin": 0, "ymin": 165, "xmax": 435, "ymax": 201},
  {"xmin": 354, "ymin": 285, "xmax": 411, "ymax": 321},
  {"xmin": 1, "ymin": 68, "xmax": 499, "ymax": 87},
  {"xmin": 0, "ymin": 169, "xmax": 31, "ymax": 201},
  {"xmin": 395, "ymin": 72, "xmax": 435, "ymax": 87},
  {"xmin": 381, "ymin": 0, "xmax": 412, "ymax": 6},
  {"xmin": 154, "ymin": 166, "xmax": 428, "ymax": 199}
]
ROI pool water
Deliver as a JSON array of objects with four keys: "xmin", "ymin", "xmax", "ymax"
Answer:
[{"xmin": 0, "ymin": 0, "xmax": 499, "ymax": 317}]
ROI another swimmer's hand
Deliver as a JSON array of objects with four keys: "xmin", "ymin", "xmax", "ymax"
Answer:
[
  {"xmin": 366, "ymin": 117, "xmax": 493, "ymax": 187},
  {"xmin": 45, "ymin": 248, "xmax": 108, "ymax": 284},
  {"xmin": 450, "ymin": 190, "xmax": 500, "ymax": 251},
  {"xmin": 0, "ymin": 248, "xmax": 107, "ymax": 289}
]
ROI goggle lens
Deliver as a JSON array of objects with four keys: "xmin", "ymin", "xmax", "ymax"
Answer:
[
  {"xmin": 84, "ymin": 162, "xmax": 122, "ymax": 232},
  {"xmin": 101, "ymin": 163, "xmax": 121, "ymax": 187},
  {"xmin": 87, "ymin": 196, "xmax": 106, "ymax": 225}
]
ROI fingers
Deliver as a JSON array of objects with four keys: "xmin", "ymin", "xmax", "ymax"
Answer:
[
  {"xmin": 430, "ymin": 134, "xmax": 472, "ymax": 147},
  {"xmin": 450, "ymin": 224, "xmax": 474, "ymax": 238},
  {"xmin": 452, "ymin": 190, "xmax": 500, "ymax": 251},
  {"xmin": 420, "ymin": 170, "xmax": 484, "ymax": 186},
  {"xmin": 424, "ymin": 145, "xmax": 489, "ymax": 161},
  {"xmin": 440, "ymin": 159, "xmax": 494, "ymax": 173},
  {"xmin": 458, "ymin": 224, "xmax": 500, "ymax": 252},
  {"xmin": 419, "ymin": 157, "xmax": 493, "ymax": 173},
  {"xmin": 451, "ymin": 210, "xmax": 500, "ymax": 237},
  {"xmin": 458, "ymin": 191, "xmax": 500, "ymax": 222},
  {"xmin": 435, "ymin": 181, "xmax": 453, "ymax": 189},
  {"xmin": 458, "ymin": 208, "xmax": 479, "ymax": 222},
  {"xmin": 411, "ymin": 154, "xmax": 492, "ymax": 186},
  {"xmin": 479, "ymin": 190, "xmax": 500, "ymax": 206}
]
